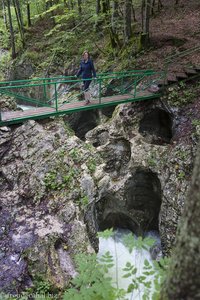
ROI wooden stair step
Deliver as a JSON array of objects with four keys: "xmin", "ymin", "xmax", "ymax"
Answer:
[
  {"xmin": 194, "ymin": 66, "xmax": 200, "ymax": 71},
  {"xmin": 167, "ymin": 74, "xmax": 178, "ymax": 83},
  {"xmin": 184, "ymin": 68, "xmax": 198, "ymax": 75},
  {"xmin": 175, "ymin": 72, "xmax": 188, "ymax": 79},
  {"xmin": 157, "ymin": 79, "xmax": 168, "ymax": 87}
]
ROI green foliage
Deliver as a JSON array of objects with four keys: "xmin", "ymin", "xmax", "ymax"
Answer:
[
  {"xmin": 125, "ymin": 238, "xmax": 169, "ymax": 299},
  {"xmin": 64, "ymin": 231, "xmax": 169, "ymax": 300},
  {"xmin": 176, "ymin": 149, "xmax": 189, "ymax": 160},
  {"xmin": 192, "ymin": 119, "xmax": 200, "ymax": 127},
  {"xmin": 177, "ymin": 170, "xmax": 185, "ymax": 180},
  {"xmin": 63, "ymin": 253, "xmax": 122, "ymax": 300},
  {"xmin": 44, "ymin": 168, "xmax": 75, "ymax": 191},
  {"xmin": 122, "ymin": 236, "xmax": 169, "ymax": 299},
  {"xmin": 147, "ymin": 153, "xmax": 157, "ymax": 167},
  {"xmin": 97, "ymin": 228, "xmax": 114, "ymax": 239},
  {"xmin": 87, "ymin": 157, "xmax": 97, "ymax": 173},
  {"xmin": 69, "ymin": 148, "xmax": 81, "ymax": 162},
  {"xmin": 21, "ymin": 50, "xmax": 40, "ymax": 62},
  {"xmin": 84, "ymin": 142, "xmax": 95, "ymax": 151},
  {"xmin": 0, "ymin": 51, "xmax": 11, "ymax": 81},
  {"xmin": 98, "ymin": 251, "xmax": 115, "ymax": 273},
  {"xmin": 3, "ymin": 275, "xmax": 56, "ymax": 300},
  {"xmin": 0, "ymin": 293, "xmax": 9, "ymax": 300},
  {"xmin": 34, "ymin": 277, "xmax": 52, "ymax": 294},
  {"xmin": 79, "ymin": 195, "xmax": 89, "ymax": 208},
  {"xmin": 167, "ymin": 83, "xmax": 197, "ymax": 107},
  {"xmin": 123, "ymin": 233, "xmax": 155, "ymax": 253},
  {"xmin": 0, "ymin": 26, "xmax": 9, "ymax": 48}
]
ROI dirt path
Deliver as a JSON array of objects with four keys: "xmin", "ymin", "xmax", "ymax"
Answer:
[{"xmin": 136, "ymin": 0, "xmax": 200, "ymax": 70}]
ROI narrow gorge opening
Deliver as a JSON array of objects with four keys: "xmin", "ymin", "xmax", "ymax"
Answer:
[
  {"xmin": 97, "ymin": 169, "xmax": 162, "ymax": 299},
  {"xmin": 125, "ymin": 169, "xmax": 162, "ymax": 232}
]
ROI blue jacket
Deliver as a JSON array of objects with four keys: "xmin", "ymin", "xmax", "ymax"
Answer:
[{"xmin": 76, "ymin": 59, "xmax": 96, "ymax": 79}]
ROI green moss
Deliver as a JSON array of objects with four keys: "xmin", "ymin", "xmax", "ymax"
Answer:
[
  {"xmin": 22, "ymin": 50, "xmax": 39, "ymax": 62},
  {"xmin": 87, "ymin": 157, "xmax": 97, "ymax": 173},
  {"xmin": 44, "ymin": 167, "xmax": 76, "ymax": 191},
  {"xmin": 165, "ymin": 82, "xmax": 198, "ymax": 107}
]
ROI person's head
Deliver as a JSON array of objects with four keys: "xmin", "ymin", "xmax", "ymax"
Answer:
[{"xmin": 82, "ymin": 50, "xmax": 90, "ymax": 61}]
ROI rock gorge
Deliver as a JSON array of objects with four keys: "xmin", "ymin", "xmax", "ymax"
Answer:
[{"xmin": 0, "ymin": 94, "xmax": 198, "ymax": 293}]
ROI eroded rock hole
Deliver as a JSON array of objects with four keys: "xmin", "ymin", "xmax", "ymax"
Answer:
[
  {"xmin": 100, "ymin": 106, "xmax": 116, "ymax": 118},
  {"xmin": 139, "ymin": 108, "xmax": 173, "ymax": 145},
  {"xmin": 92, "ymin": 130, "xmax": 110, "ymax": 147},
  {"xmin": 95, "ymin": 169, "xmax": 162, "ymax": 236},
  {"xmin": 64, "ymin": 110, "xmax": 100, "ymax": 140},
  {"xmin": 99, "ymin": 212, "xmax": 139, "ymax": 234},
  {"xmin": 125, "ymin": 169, "xmax": 162, "ymax": 231}
]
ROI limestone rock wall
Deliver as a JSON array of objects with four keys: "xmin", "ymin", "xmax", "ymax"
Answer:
[
  {"xmin": 0, "ymin": 119, "xmax": 101, "ymax": 294},
  {"xmin": 85, "ymin": 100, "xmax": 196, "ymax": 255}
]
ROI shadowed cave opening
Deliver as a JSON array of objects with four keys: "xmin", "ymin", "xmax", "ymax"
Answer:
[
  {"xmin": 97, "ymin": 169, "xmax": 162, "ymax": 235},
  {"xmin": 64, "ymin": 110, "xmax": 100, "ymax": 140},
  {"xmin": 99, "ymin": 212, "xmax": 139, "ymax": 233},
  {"xmin": 139, "ymin": 108, "xmax": 173, "ymax": 145}
]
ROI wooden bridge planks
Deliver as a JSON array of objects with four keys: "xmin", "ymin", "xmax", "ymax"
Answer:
[
  {"xmin": 1, "ymin": 91, "xmax": 156, "ymax": 124},
  {"xmin": 2, "ymin": 107, "xmax": 55, "ymax": 120}
]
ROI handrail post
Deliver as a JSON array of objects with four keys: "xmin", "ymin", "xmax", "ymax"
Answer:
[
  {"xmin": 0, "ymin": 110, "xmax": 1, "ymax": 121},
  {"xmin": 121, "ymin": 74, "xmax": 124, "ymax": 94},
  {"xmin": 163, "ymin": 61, "xmax": 169, "ymax": 88},
  {"xmin": 55, "ymin": 83, "xmax": 58, "ymax": 111},
  {"xmin": 98, "ymin": 78, "xmax": 101, "ymax": 104},
  {"xmin": 134, "ymin": 79, "xmax": 137, "ymax": 98},
  {"xmin": 43, "ymin": 79, "xmax": 47, "ymax": 102}
]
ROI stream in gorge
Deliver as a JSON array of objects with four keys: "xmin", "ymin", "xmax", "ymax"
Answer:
[{"xmin": 98, "ymin": 229, "xmax": 161, "ymax": 300}]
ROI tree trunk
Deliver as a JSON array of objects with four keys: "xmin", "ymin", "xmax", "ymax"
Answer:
[
  {"xmin": 132, "ymin": 3, "xmax": 137, "ymax": 22},
  {"xmin": 2, "ymin": 0, "xmax": 8, "ymax": 28},
  {"xmin": 111, "ymin": 0, "xmax": 118, "ymax": 32},
  {"xmin": 46, "ymin": 0, "xmax": 53, "ymax": 10},
  {"xmin": 70, "ymin": 0, "xmax": 74, "ymax": 10},
  {"xmin": 160, "ymin": 144, "xmax": 200, "ymax": 300},
  {"xmin": 151, "ymin": 0, "xmax": 163, "ymax": 15},
  {"xmin": 142, "ymin": 0, "xmax": 151, "ymax": 47},
  {"xmin": 12, "ymin": 0, "xmax": 25, "ymax": 47},
  {"xmin": 27, "ymin": 1, "xmax": 31, "ymax": 27},
  {"xmin": 111, "ymin": 0, "xmax": 120, "ymax": 47},
  {"xmin": 102, "ymin": 0, "xmax": 109, "ymax": 14},
  {"xmin": 7, "ymin": 0, "xmax": 17, "ymax": 59},
  {"xmin": 96, "ymin": 0, "xmax": 101, "ymax": 14},
  {"xmin": 77, "ymin": 0, "xmax": 82, "ymax": 16},
  {"xmin": 124, "ymin": 0, "xmax": 132, "ymax": 44}
]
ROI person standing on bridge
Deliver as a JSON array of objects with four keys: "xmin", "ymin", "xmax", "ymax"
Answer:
[{"xmin": 75, "ymin": 50, "xmax": 97, "ymax": 105}]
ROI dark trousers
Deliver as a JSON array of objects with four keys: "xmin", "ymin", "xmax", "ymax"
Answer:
[{"xmin": 83, "ymin": 80, "xmax": 92, "ymax": 91}]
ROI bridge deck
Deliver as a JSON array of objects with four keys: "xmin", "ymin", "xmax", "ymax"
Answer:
[{"xmin": 1, "ymin": 91, "xmax": 160, "ymax": 126}]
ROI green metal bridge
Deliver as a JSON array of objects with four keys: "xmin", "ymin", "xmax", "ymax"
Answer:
[
  {"xmin": 0, "ymin": 69, "xmax": 165, "ymax": 126},
  {"xmin": 1, "ymin": 45, "xmax": 200, "ymax": 127}
]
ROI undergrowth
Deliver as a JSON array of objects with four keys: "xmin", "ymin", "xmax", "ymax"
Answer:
[
  {"xmin": 165, "ymin": 81, "xmax": 199, "ymax": 107},
  {"xmin": 1, "ymin": 229, "xmax": 169, "ymax": 300},
  {"xmin": 64, "ymin": 229, "xmax": 169, "ymax": 300}
]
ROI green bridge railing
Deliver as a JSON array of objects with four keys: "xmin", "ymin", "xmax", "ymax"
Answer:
[{"xmin": 0, "ymin": 69, "xmax": 165, "ymax": 124}]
